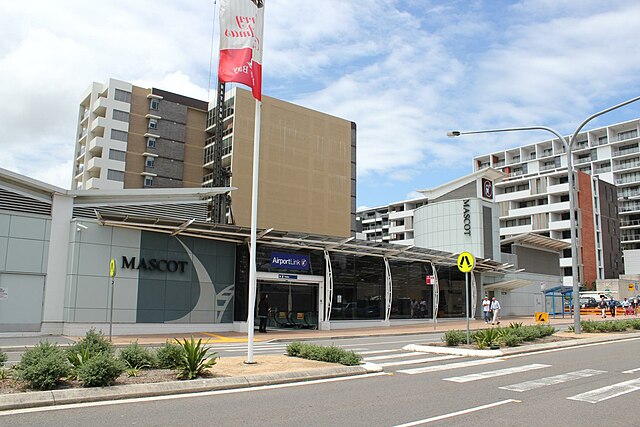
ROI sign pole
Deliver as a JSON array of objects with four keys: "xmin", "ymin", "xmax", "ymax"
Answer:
[
  {"xmin": 457, "ymin": 252, "xmax": 475, "ymax": 345},
  {"xmin": 465, "ymin": 272, "xmax": 470, "ymax": 344},
  {"xmin": 108, "ymin": 258, "xmax": 116, "ymax": 342}
]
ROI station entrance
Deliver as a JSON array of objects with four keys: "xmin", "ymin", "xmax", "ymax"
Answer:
[{"xmin": 257, "ymin": 278, "xmax": 321, "ymax": 330}]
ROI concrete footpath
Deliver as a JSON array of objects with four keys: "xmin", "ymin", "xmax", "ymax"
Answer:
[{"xmin": 0, "ymin": 315, "xmax": 636, "ymax": 411}]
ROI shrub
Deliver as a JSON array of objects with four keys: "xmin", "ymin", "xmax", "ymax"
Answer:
[
  {"xmin": 501, "ymin": 332, "xmax": 524, "ymax": 347},
  {"xmin": 15, "ymin": 341, "xmax": 69, "ymax": 390},
  {"xmin": 287, "ymin": 342, "xmax": 362, "ymax": 366},
  {"xmin": 508, "ymin": 322, "xmax": 524, "ymax": 329},
  {"xmin": 475, "ymin": 328, "xmax": 500, "ymax": 349},
  {"xmin": 175, "ymin": 337, "xmax": 218, "ymax": 380},
  {"xmin": 119, "ymin": 342, "xmax": 156, "ymax": 369},
  {"xmin": 67, "ymin": 328, "xmax": 114, "ymax": 363},
  {"xmin": 67, "ymin": 347, "xmax": 92, "ymax": 380},
  {"xmin": 286, "ymin": 342, "xmax": 304, "ymax": 357},
  {"xmin": 156, "ymin": 341, "xmax": 184, "ymax": 369},
  {"xmin": 77, "ymin": 353, "xmax": 125, "ymax": 387},
  {"xmin": 0, "ymin": 351, "xmax": 7, "ymax": 365},
  {"xmin": 443, "ymin": 330, "xmax": 467, "ymax": 346}
]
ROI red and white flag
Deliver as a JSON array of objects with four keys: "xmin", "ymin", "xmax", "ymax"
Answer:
[{"xmin": 218, "ymin": 0, "xmax": 265, "ymax": 101}]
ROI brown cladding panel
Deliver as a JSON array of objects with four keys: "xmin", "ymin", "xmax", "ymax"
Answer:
[
  {"xmin": 230, "ymin": 89, "xmax": 353, "ymax": 237},
  {"xmin": 182, "ymin": 107, "xmax": 207, "ymax": 188},
  {"xmin": 578, "ymin": 172, "xmax": 596, "ymax": 285}
]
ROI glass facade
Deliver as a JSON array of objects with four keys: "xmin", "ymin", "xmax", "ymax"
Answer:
[
  {"xmin": 330, "ymin": 253, "xmax": 385, "ymax": 320},
  {"xmin": 389, "ymin": 261, "xmax": 434, "ymax": 319}
]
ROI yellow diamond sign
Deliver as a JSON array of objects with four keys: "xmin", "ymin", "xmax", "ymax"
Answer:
[{"xmin": 457, "ymin": 252, "xmax": 475, "ymax": 273}]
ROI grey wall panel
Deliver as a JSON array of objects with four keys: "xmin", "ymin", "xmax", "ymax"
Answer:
[
  {"xmin": 483, "ymin": 206, "xmax": 493, "ymax": 259},
  {"xmin": 8, "ymin": 215, "xmax": 47, "ymax": 240},
  {"xmin": 112, "ymin": 277, "xmax": 138, "ymax": 310},
  {"xmin": 0, "ymin": 214, "xmax": 9, "ymax": 236},
  {"xmin": 75, "ymin": 275, "xmax": 110, "ymax": 309},
  {"xmin": 5, "ymin": 238, "xmax": 46, "ymax": 273},
  {"xmin": 0, "ymin": 236, "xmax": 7, "ymax": 270},
  {"xmin": 514, "ymin": 245, "xmax": 560, "ymax": 276},
  {"xmin": 0, "ymin": 273, "xmax": 44, "ymax": 331},
  {"xmin": 157, "ymin": 122, "xmax": 186, "ymax": 143},
  {"xmin": 157, "ymin": 139, "xmax": 186, "ymax": 161},
  {"xmin": 157, "ymin": 102, "xmax": 187, "ymax": 124},
  {"xmin": 77, "ymin": 243, "xmax": 112, "ymax": 276}
]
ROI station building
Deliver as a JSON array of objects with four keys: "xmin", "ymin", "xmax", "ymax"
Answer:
[{"xmin": 1, "ymin": 167, "xmax": 564, "ymax": 336}]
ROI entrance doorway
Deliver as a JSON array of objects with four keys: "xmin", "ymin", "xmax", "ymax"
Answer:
[{"xmin": 257, "ymin": 281, "xmax": 318, "ymax": 329}]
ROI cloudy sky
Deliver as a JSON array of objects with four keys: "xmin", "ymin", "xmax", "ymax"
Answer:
[{"xmin": 2, "ymin": 0, "xmax": 640, "ymax": 208}]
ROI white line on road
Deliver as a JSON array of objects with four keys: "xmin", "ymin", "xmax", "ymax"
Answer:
[
  {"xmin": 392, "ymin": 399, "xmax": 520, "ymax": 426},
  {"xmin": 0, "ymin": 372, "xmax": 391, "ymax": 416},
  {"xmin": 397, "ymin": 358, "xmax": 502, "ymax": 375},
  {"xmin": 358, "ymin": 349, "xmax": 398, "ymax": 355},
  {"xmin": 364, "ymin": 352, "xmax": 426, "ymax": 361},
  {"xmin": 502, "ymin": 336, "xmax": 640, "ymax": 360},
  {"xmin": 499, "ymin": 369, "xmax": 606, "ymax": 392},
  {"xmin": 622, "ymin": 367, "xmax": 640, "ymax": 374},
  {"xmin": 377, "ymin": 355, "xmax": 462, "ymax": 367},
  {"xmin": 443, "ymin": 364, "xmax": 550, "ymax": 383},
  {"xmin": 567, "ymin": 378, "xmax": 640, "ymax": 403}
]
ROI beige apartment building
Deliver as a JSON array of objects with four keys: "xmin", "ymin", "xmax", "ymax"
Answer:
[{"xmin": 74, "ymin": 80, "xmax": 356, "ymax": 238}]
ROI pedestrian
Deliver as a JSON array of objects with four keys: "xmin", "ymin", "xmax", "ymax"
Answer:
[
  {"xmin": 419, "ymin": 299, "xmax": 427, "ymax": 318},
  {"xmin": 490, "ymin": 297, "xmax": 501, "ymax": 325},
  {"xmin": 410, "ymin": 299, "xmax": 418, "ymax": 318},
  {"xmin": 598, "ymin": 296, "xmax": 607, "ymax": 318},
  {"xmin": 258, "ymin": 294, "xmax": 270, "ymax": 333},
  {"xmin": 609, "ymin": 297, "xmax": 616, "ymax": 318},
  {"xmin": 622, "ymin": 297, "xmax": 631, "ymax": 316},
  {"xmin": 482, "ymin": 296, "xmax": 491, "ymax": 323},
  {"xmin": 634, "ymin": 297, "xmax": 639, "ymax": 317}
]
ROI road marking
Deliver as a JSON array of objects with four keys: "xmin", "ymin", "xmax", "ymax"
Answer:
[
  {"xmin": 502, "ymin": 336, "xmax": 640, "ymax": 360},
  {"xmin": 443, "ymin": 364, "xmax": 550, "ymax": 383},
  {"xmin": 0, "ymin": 372, "xmax": 390, "ymax": 416},
  {"xmin": 622, "ymin": 367, "xmax": 640, "ymax": 374},
  {"xmin": 358, "ymin": 349, "xmax": 398, "ymax": 355},
  {"xmin": 567, "ymin": 378, "xmax": 640, "ymax": 403},
  {"xmin": 392, "ymin": 399, "xmax": 520, "ymax": 426},
  {"xmin": 364, "ymin": 352, "xmax": 426, "ymax": 361},
  {"xmin": 397, "ymin": 358, "xmax": 501, "ymax": 375},
  {"xmin": 499, "ymin": 369, "xmax": 606, "ymax": 392},
  {"xmin": 378, "ymin": 355, "xmax": 462, "ymax": 367}
]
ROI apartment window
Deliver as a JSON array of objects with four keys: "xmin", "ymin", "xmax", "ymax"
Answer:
[
  {"xmin": 107, "ymin": 169, "xmax": 125, "ymax": 182},
  {"xmin": 563, "ymin": 248, "xmax": 572, "ymax": 258},
  {"xmin": 110, "ymin": 129, "xmax": 128, "ymax": 142},
  {"xmin": 112, "ymin": 109, "xmax": 130, "ymax": 122},
  {"xmin": 562, "ymin": 230, "xmax": 571, "ymax": 239},
  {"xmin": 504, "ymin": 186, "xmax": 515, "ymax": 193},
  {"xmin": 144, "ymin": 176, "xmax": 153, "ymax": 187},
  {"xmin": 560, "ymin": 195, "xmax": 570, "ymax": 202},
  {"xmin": 146, "ymin": 137, "xmax": 156, "ymax": 148},
  {"xmin": 559, "ymin": 176, "xmax": 569, "ymax": 184},
  {"xmin": 518, "ymin": 200, "xmax": 534, "ymax": 208},
  {"xmin": 148, "ymin": 118, "xmax": 158, "ymax": 129},
  {"xmin": 150, "ymin": 99, "xmax": 159, "ymax": 110},
  {"xmin": 145, "ymin": 157, "xmax": 155, "ymax": 168},
  {"xmin": 518, "ymin": 218, "xmax": 531, "ymax": 226},
  {"xmin": 598, "ymin": 136, "xmax": 608, "ymax": 145},
  {"xmin": 505, "ymin": 219, "xmax": 516, "ymax": 227},
  {"xmin": 563, "ymin": 267, "xmax": 573, "ymax": 277},
  {"xmin": 618, "ymin": 130, "xmax": 638, "ymax": 141},
  {"xmin": 516, "ymin": 183, "xmax": 528, "ymax": 191},
  {"xmin": 114, "ymin": 89, "xmax": 131, "ymax": 103},
  {"xmin": 108, "ymin": 149, "xmax": 126, "ymax": 162}
]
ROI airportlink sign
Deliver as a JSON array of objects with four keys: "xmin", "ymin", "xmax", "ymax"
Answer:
[{"xmin": 457, "ymin": 252, "xmax": 475, "ymax": 273}]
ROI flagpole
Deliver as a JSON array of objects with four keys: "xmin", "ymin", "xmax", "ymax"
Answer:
[{"xmin": 246, "ymin": 98, "xmax": 262, "ymax": 364}]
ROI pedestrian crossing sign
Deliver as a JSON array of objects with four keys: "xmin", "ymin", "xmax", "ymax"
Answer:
[
  {"xmin": 457, "ymin": 252, "xmax": 475, "ymax": 273},
  {"xmin": 535, "ymin": 312, "xmax": 549, "ymax": 323}
]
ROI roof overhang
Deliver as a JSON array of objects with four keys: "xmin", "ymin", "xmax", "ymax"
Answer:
[
  {"xmin": 501, "ymin": 233, "xmax": 570, "ymax": 252},
  {"xmin": 483, "ymin": 279, "xmax": 533, "ymax": 291}
]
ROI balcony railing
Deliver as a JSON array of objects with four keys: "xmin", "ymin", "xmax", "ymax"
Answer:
[
  {"xmin": 612, "ymin": 146, "xmax": 640, "ymax": 157},
  {"xmin": 594, "ymin": 166, "xmax": 611, "ymax": 174},
  {"xmin": 620, "ymin": 219, "xmax": 640, "ymax": 227},
  {"xmin": 613, "ymin": 161, "xmax": 640, "ymax": 172},
  {"xmin": 540, "ymin": 164, "xmax": 556, "ymax": 171},
  {"xmin": 621, "ymin": 234, "xmax": 640, "ymax": 242},
  {"xmin": 575, "ymin": 157, "xmax": 592, "ymax": 165}
]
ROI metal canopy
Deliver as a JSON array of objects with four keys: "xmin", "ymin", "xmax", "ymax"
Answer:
[
  {"xmin": 500, "ymin": 232, "xmax": 571, "ymax": 252},
  {"xmin": 93, "ymin": 212, "xmax": 516, "ymax": 274},
  {"xmin": 483, "ymin": 279, "xmax": 533, "ymax": 291}
]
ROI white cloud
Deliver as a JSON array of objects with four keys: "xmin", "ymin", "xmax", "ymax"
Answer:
[{"xmin": 1, "ymin": 0, "xmax": 640, "ymax": 208}]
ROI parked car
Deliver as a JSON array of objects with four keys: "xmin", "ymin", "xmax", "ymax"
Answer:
[{"xmin": 579, "ymin": 297, "xmax": 597, "ymax": 308}]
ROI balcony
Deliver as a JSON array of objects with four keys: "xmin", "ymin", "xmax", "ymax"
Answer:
[
  {"xmin": 612, "ymin": 146, "xmax": 640, "ymax": 157},
  {"xmin": 90, "ymin": 117, "xmax": 106, "ymax": 135},
  {"xmin": 86, "ymin": 156, "xmax": 105, "ymax": 173},
  {"xmin": 88, "ymin": 136, "xmax": 105, "ymax": 155},
  {"xmin": 574, "ymin": 157, "xmax": 592, "ymax": 165},
  {"xmin": 621, "ymin": 234, "xmax": 640, "ymax": 242},
  {"xmin": 613, "ymin": 161, "xmax": 640, "ymax": 172},
  {"xmin": 594, "ymin": 166, "xmax": 612, "ymax": 174},
  {"xmin": 92, "ymin": 96, "xmax": 108, "ymax": 117},
  {"xmin": 620, "ymin": 203, "xmax": 640, "ymax": 213},
  {"xmin": 620, "ymin": 219, "xmax": 640, "ymax": 228},
  {"xmin": 540, "ymin": 163, "xmax": 557, "ymax": 171}
]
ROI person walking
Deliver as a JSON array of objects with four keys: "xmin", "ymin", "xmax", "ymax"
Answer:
[
  {"xmin": 258, "ymin": 294, "xmax": 270, "ymax": 333},
  {"xmin": 490, "ymin": 297, "xmax": 501, "ymax": 325},
  {"xmin": 622, "ymin": 297, "xmax": 631, "ymax": 316},
  {"xmin": 609, "ymin": 297, "xmax": 616, "ymax": 318},
  {"xmin": 598, "ymin": 296, "xmax": 607, "ymax": 318},
  {"xmin": 482, "ymin": 296, "xmax": 491, "ymax": 324}
]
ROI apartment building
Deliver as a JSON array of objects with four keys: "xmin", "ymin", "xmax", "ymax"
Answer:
[
  {"xmin": 204, "ymin": 87, "xmax": 357, "ymax": 237},
  {"xmin": 473, "ymin": 119, "xmax": 632, "ymax": 285},
  {"xmin": 72, "ymin": 78, "xmax": 208, "ymax": 190}
]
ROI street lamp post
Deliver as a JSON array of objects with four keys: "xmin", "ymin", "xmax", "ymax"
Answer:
[{"xmin": 448, "ymin": 94, "xmax": 640, "ymax": 334}]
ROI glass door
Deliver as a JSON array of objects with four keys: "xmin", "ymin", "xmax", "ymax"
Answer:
[{"xmin": 257, "ymin": 281, "xmax": 318, "ymax": 329}]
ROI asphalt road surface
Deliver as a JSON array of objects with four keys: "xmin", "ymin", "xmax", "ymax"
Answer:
[{"xmin": 2, "ymin": 334, "xmax": 639, "ymax": 426}]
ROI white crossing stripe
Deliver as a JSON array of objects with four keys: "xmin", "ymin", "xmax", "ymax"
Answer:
[
  {"xmin": 567, "ymin": 378, "xmax": 640, "ymax": 403},
  {"xmin": 359, "ymin": 349, "xmax": 398, "ymax": 355},
  {"xmin": 622, "ymin": 367, "xmax": 640, "ymax": 374},
  {"xmin": 443, "ymin": 364, "xmax": 550, "ymax": 383},
  {"xmin": 397, "ymin": 358, "xmax": 501, "ymax": 375},
  {"xmin": 364, "ymin": 352, "xmax": 426, "ymax": 361},
  {"xmin": 378, "ymin": 355, "xmax": 462, "ymax": 368},
  {"xmin": 499, "ymin": 369, "xmax": 606, "ymax": 392}
]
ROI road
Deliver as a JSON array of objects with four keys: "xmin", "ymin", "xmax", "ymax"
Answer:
[{"xmin": 2, "ymin": 334, "xmax": 640, "ymax": 426}]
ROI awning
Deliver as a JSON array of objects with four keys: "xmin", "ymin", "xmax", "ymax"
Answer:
[
  {"xmin": 483, "ymin": 279, "xmax": 533, "ymax": 291},
  {"xmin": 500, "ymin": 233, "xmax": 570, "ymax": 252}
]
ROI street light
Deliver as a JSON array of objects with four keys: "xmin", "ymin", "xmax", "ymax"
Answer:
[{"xmin": 448, "ymin": 95, "xmax": 640, "ymax": 334}]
